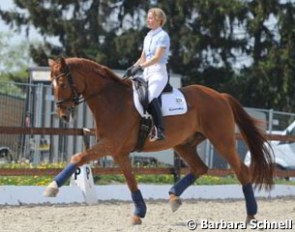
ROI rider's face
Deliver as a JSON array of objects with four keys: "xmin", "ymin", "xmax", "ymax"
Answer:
[{"xmin": 147, "ymin": 12, "xmax": 161, "ymax": 30}]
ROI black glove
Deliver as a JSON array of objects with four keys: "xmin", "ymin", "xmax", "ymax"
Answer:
[
  {"xmin": 122, "ymin": 65, "xmax": 143, "ymax": 79},
  {"xmin": 130, "ymin": 65, "xmax": 143, "ymax": 76}
]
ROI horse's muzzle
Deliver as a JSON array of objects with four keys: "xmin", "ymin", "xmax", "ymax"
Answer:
[
  {"xmin": 61, "ymin": 114, "xmax": 70, "ymax": 122},
  {"xmin": 57, "ymin": 106, "xmax": 75, "ymax": 123}
]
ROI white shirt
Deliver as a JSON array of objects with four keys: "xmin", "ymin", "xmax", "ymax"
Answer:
[{"xmin": 143, "ymin": 27, "xmax": 170, "ymax": 64}]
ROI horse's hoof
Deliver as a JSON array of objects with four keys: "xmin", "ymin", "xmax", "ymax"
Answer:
[
  {"xmin": 246, "ymin": 215, "xmax": 256, "ymax": 224},
  {"xmin": 43, "ymin": 181, "xmax": 59, "ymax": 197},
  {"xmin": 131, "ymin": 215, "xmax": 142, "ymax": 225},
  {"xmin": 169, "ymin": 194, "xmax": 182, "ymax": 212}
]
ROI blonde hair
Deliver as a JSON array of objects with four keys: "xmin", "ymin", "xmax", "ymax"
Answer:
[{"xmin": 148, "ymin": 8, "xmax": 167, "ymax": 27}]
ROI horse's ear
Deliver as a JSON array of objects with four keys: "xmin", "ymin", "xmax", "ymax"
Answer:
[
  {"xmin": 48, "ymin": 59, "xmax": 55, "ymax": 67},
  {"xmin": 59, "ymin": 57, "xmax": 67, "ymax": 68}
]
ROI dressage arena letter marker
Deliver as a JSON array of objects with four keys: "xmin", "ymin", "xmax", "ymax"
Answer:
[
  {"xmin": 70, "ymin": 164, "xmax": 97, "ymax": 204},
  {"xmin": 74, "ymin": 168, "xmax": 81, "ymax": 180},
  {"xmin": 86, "ymin": 166, "xmax": 90, "ymax": 179}
]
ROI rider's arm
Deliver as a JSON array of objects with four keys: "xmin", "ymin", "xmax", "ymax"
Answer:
[
  {"xmin": 133, "ymin": 51, "xmax": 146, "ymax": 66},
  {"xmin": 139, "ymin": 47, "xmax": 165, "ymax": 68}
]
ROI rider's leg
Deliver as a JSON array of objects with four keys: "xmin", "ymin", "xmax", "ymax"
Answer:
[
  {"xmin": 146, "ymin": 70, "xmax": 168, "ymax": 141},
  {"xmin": 148, "ymin": 98, "xmax": 165, "ymax": 141}
]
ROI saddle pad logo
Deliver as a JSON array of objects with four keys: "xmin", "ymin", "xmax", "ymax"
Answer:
[{"xmin": 176, "ymin": 98, "xmax": 183, "ymax": 104}]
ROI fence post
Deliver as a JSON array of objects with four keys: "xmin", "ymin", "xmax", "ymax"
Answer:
[
  {"xmin": 82, "ymin": 128, "xmax": 91, "ymax": 150},
  {"xmin": 33, "ymin": 83, "xmax": 44, "ymax": 164},
  {"xmin": 268, "ymin": 109, "xmax": 274, "ymax": 133}
]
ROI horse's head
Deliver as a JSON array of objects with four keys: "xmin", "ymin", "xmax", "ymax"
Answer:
[{"xmin": 48, "ymin": 57, "xmax": 80, "ymax": 122}]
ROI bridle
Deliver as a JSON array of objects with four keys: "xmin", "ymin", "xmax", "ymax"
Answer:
[
  {"xmin": 51, "ymin": 62, "xmax": 105, "ymax": 109},
  {"xmin": 51, "ymin": 64, "xmax": 82, "ymax": 108}
]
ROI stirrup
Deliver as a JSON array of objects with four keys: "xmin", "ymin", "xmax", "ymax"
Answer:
[{"xmin": 149, "ymin": 126, "xmax": 165, "ymax": 142}]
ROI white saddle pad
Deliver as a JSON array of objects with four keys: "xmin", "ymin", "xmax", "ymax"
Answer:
[{"xmin": 132, "ymin": 83, "xmax": 188, "ymax": 117}]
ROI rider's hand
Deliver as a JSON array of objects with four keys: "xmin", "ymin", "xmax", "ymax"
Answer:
[
  {"xmin": 130, "ymin": 65, "xmax": 143, "ymax": 76},
  {"xmin": 122, "ymin": 65, "xmax": 143, "ymax": 79},
  {"xmin": 122, "ymin": 66, "xmax": 133, "ymax": 79}
]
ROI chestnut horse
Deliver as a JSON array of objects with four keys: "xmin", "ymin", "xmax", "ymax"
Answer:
[{"xmin": 44, "ymin": 57, "xmax": 273, "ymax": 225}]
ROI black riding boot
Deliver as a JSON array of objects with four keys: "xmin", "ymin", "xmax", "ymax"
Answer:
[{"xmin": 148, "ymin": 98, "xmax": 165, "ymax": 141}]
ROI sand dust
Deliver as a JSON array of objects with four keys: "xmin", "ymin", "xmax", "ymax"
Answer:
[{"xmin": 0, "ymin": 198, "xmax": 294, "ymax": 232}]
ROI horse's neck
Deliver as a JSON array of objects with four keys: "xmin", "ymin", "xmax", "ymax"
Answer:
[
  {"xmin": 78, "ymin": 64, "xmax": 127, "ymax": 96},
  {"xmin": 85, "ymin": 80, "xmax": 133, "ymax": 122},
  {"xmin": 74, "ymin": 64, "xmax": 134, "ymax": 126}
]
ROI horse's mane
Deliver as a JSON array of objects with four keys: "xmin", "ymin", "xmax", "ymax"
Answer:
[{"xmin": 66, "ymin": 57, "xmax": 131, "ymax": 87}]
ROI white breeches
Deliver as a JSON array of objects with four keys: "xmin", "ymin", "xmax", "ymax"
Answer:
[{"xmin": 143, "ymin": 64, "xmax": 168, "ymax": 103}]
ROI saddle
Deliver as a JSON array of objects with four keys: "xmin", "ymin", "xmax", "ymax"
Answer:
[
  {"xmin": 132, "ymin": 77, "xmax": 173, "ymax": 151},
  {"xmin": 133, "ymin": 77, "xmax": 173, "ymax": 114}
]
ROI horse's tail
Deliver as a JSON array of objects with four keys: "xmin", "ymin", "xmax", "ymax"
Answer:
[{"xmin": 223, "ymin": 93, "xmax": 274, "ymax": 190}]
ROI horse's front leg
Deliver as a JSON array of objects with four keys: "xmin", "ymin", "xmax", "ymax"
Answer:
[
  {"xmin": 113, "ymin": 154, "xmax": 146, "ymax": 225},
  {"xmin": 43, "ymin": 143, "xmax": 110, "ymax": 197}
]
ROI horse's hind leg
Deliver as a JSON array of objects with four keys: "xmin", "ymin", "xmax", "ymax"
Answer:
[
  {"xmin": 169, "ymin": 144, "xmax": 208, "ymax": 212},
  {"xmin": 225, "ymin": 150, "xmax": 257, "ymax": 222},
  {"xmin": 208, "ymin": 133, "xmax": 257, "ymax": 222}
]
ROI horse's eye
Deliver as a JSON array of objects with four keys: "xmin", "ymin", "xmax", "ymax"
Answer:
[{"xmin": 59, "ymin": 83, "xmax": 67, "ymax": 89}]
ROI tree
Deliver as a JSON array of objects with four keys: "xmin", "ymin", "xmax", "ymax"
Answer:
[
  {"xmin": 240, "ymin": 0, "xmax": 295, "ymax": 111},
  {"xmin": 0, "ymin": 32, "xmax": 31, "ymax": 96},
  {"xmin": 0, "ymin": 1, "xmax": 247, "ymax": 72},
  {"xmin": 2, "ymin": 0, "xmax": 295, "ymax": 111},
  {"xmin": 0, "ymin": 0, "xmax": 149, "ymax": 67},
  {"xmin": 0, "ymin": 32, "xmax": 32, "ymax": 82},
  {"xmin": 149, "ymin": 0, "xmax": 251, "ymax": 97},
  {"xmin": 0, "ymin": 0, "xmax": 103, "ymax": 65}
]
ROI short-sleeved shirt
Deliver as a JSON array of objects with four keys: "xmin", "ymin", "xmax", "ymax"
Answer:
[{"xmin": 143, "ymin": 27, "xmax": 170, "ymax": 64}]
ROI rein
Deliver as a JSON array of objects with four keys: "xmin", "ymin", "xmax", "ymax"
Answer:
[{"xmin": 52, "ymin": 64, "xmax": 100, "ymax": 107}]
